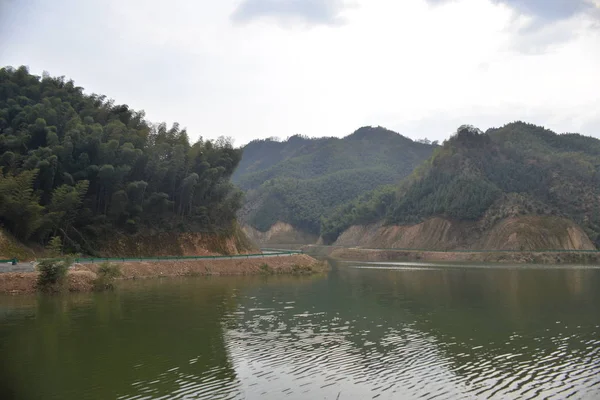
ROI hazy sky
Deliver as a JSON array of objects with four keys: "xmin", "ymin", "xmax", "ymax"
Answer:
[{"xmin": 1, "ymin": 0, "xmax": 599, "ymax": 144}]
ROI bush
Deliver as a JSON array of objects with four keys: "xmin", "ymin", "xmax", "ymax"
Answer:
[
  {"xmin": 36, "ymin": 258, "xmax": 72, "ymax": 292},
  {"xmin": 93, "ymin": 262, "xmax": 121, "ymax": 291},
  {"xmin": 291, "ymin": 264, "xmax": 313, "ymax": 274},
  {"xmin": 98, "ymin": 262, "xmax": 121, "ymax": 278},
  {"xmin": 259, "ymin": 263, "xmax": 272, "ymax": 274}
]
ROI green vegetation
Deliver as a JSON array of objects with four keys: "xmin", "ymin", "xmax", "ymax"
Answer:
[
  {"xmin": 0, "ymin": 228, "xmax": 35, "ymax": 260},
  {"xmin": 257, "ymin": 261, "xmax": 327, "ymax": 275},
  {"xmin": 320, "ymin": 185, "xmax": 397, "ymax": 244},
  {"xmin": 291, "ymin": 263, "xmax": 317, "ymax": 275},
  {"xmin": 45, "ymin": 235, "xmax": 63, "ymax": 256},
  {"xmin": 93, "ymin": 262, "xmax": 121, "ymax": 291},
  {"xmin": 235, "ymin": 128, "xmax": 435, "ymax": 235},
  {"xmin": 322, "ymin": 123, "xmax": 600, "ymax": 247},
  {"xmin": 36, "ymin": 258, "xmax": 72, "ymax": 292},
  {"xmin": 0, "ymin": 66, "xmax": 242, "ymax": 254},
  {"xmin": 259, "ymin": 263, "xmax": 272, "ymax": 274}
]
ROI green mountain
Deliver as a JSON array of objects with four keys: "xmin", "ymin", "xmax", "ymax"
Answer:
[
  {"xmin": 233, "ymin": 128, "xmax": 436, "ymax": 235},
  {"xmin": 0, "ymin": 66, "xmax": 243, "ymax": 255},
  {"xmin": 322, "ymin": 122, "xmax": 600, "ymax": 249}
]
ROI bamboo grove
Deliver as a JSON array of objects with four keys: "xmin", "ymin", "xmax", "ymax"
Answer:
[{"xmin": 0, "ymin": 66, "xmax": 243, "ymax": 254}]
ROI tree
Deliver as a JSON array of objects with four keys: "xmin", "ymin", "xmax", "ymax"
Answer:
[
  {"xmin": 46, "ymin": 236, "xmax": 63, "ymax": 256},
  {"xmin": 0, "ymin": 170, "xmax": 44, "ymax": 240},
  {"xmin": 0, "ymin": 66, "xmax": 244, "ymax": 252},
  {"xmin": 234, "ymin": 126, "xmax": 435, "ymax": 235},
  {"xmin": 322, "ymin": 122, "xmax": 600, "ymax": 246}
]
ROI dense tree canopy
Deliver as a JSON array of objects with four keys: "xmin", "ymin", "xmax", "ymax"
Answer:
[
  {"xmin": 322, "ymin": 123, "xmax": 600, "ymax": 247},
  {"xmin": 0, "ymin": 66, "xmax": 242, "ymax": 254},
  {"xmin": 235, "ymin": 127, "xmax": 435, "ymax": 235}
]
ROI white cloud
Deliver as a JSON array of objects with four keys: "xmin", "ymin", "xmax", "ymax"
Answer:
[{"xmin": 1, "ymin": 0, "xmax": 599, "ymax": 144}]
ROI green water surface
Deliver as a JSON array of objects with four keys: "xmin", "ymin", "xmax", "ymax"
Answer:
[{"xmin": 1, "ymin": 261, "xmax": 599, "ymax": 399}]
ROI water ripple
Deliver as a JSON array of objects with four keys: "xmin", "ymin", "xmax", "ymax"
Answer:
[
  {"xmin": 214, "ymin": 290, "xmax": 600, "ymax": 399},
  {"xmin": 3, "ymin": 266, "xmax": 599, "ymax": 400}
]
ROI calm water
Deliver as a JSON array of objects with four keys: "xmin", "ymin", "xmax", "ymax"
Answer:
[{"xmin": 1, "ymin": 261, "xmax": 600, "ymax": 400}]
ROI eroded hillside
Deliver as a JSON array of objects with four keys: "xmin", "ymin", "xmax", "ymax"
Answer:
[{"xmin": 323, "ymin": 123, "xmax": 600, "ymax": 250}]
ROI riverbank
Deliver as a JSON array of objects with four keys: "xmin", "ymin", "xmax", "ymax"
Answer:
[
  {"xmin": 0, "ymin": 254, "xmax": 327, "ymax": 294},
  {"xmin": 310, "ymin": 246, "xmax": 600, "ymax": 264}
]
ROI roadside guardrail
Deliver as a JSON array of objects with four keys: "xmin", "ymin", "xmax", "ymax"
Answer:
[{"xmin": 71, "ymin": 249, "xmax": 303, "ymax": 263}]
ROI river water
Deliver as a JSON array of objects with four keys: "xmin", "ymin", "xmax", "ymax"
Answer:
[{"xmin": 1, "ymin": 261, "xmax": 600, "ymax": 399}]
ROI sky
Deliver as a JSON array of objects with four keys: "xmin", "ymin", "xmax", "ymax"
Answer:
[{"xmin": 1, "ymin": 0, "xmax": 599, "ymax": 145}]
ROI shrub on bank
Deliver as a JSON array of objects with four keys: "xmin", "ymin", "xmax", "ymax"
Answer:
[
  {"xmin": 291, "ymin": 264, "xmax": 314, "ymax": 274},
  {"xmin": 36, "ymin": 258, "xmax": 72, "ymax": 292},
  {"xmin": 93, "ymin": 262, "xmax": 121, "ymax": 291},
  {"xmin": 259, "ymin": 263, "xmax": 273, "ymax": 274}
]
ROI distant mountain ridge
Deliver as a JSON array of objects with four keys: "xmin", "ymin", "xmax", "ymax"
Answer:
[
  {"xmin": 322, "ymin": 122, "xmax": 600, "ymax": 250},
  {"xmin": 233, "ymin": 127, "xmax": 436, "ymax": 236}
]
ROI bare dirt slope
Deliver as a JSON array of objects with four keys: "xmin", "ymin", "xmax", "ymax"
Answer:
[
  {"xmin": 97, "ymin": 229, "xmax": 256, "ymax": 257},
  {"xmin": 333, "ymin": 216, "xmax": 596, "ymax": 251},
  {"xmin": 0, "ymin": 229, "xmax": 37, "ymax": 261},
  {"xmin": 1, "ymin": 225, "xmax": 257, "ymax": 261},
  {"xmin": 243, "ymin": 222, "xmax": 319, "ymax": 246}
]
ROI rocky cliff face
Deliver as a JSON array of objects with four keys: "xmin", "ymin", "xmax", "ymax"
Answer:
[{"xmin": 333, "ymin": 216, "xmax": 596, "ymax": 251}]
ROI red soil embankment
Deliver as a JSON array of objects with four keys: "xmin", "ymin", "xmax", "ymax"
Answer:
[
  {"xmin": 0, "ymin": 254, "xmax": 327, "ymax": 295},
  {"xmin": 76, "ymin": 254, "xmax": 325, "ymax": 278},
  {"xmin": 327, "ymin": 247, "xmax": 600, "ymax": 264},
  {"xmin": 0, "ymin": 270, "xmax": 97, "ymax": 294}
]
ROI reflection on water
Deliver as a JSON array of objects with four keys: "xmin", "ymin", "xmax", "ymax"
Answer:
[{"xmin": 1, "ymin": 263, "xmax": 599, "ymax": 399}]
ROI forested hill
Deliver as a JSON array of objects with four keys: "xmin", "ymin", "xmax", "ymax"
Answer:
[
  {"xmin": 233, "ymin": 127, "xmax": 435, "ymax": 235},
  {"xmin": 0, "ymin": 66, "xmax": 243, "ymax": 255},
  {"xmin": 322, "ymin": 123, "xmax": 600, "ymax": 248}
]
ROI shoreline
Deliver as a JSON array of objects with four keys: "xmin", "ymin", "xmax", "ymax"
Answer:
[
  {"xmin": 306, "ymin": 246, "xmax": 600, "ymax": 265},
  {"xmin": 0, "ymin": 254, "xmax": 327, "ymax": 295}
]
